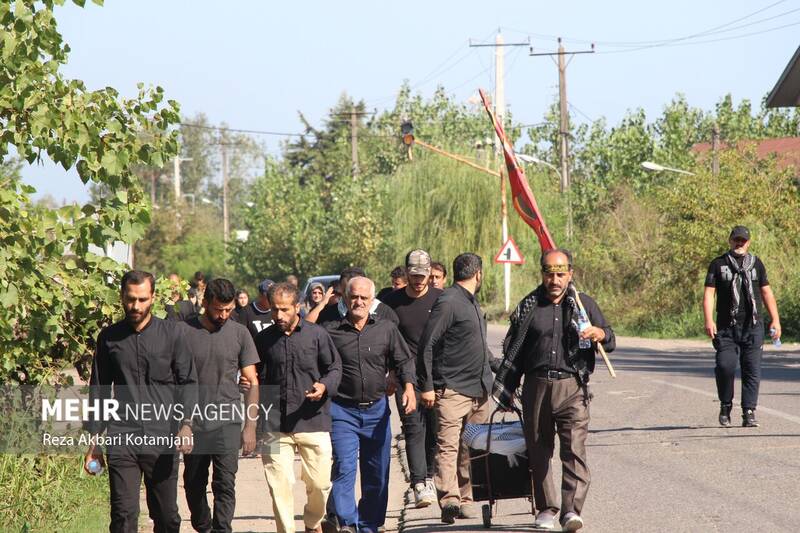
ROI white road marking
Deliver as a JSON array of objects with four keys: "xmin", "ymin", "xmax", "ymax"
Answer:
[{"xmin": 650, "ymin": 379, "xmax": 800, "ymax": 425}]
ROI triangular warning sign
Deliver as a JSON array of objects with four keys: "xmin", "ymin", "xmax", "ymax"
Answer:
[{"xmin": 494, "ymin": 237, "xmax": 525, "ymax": 264}]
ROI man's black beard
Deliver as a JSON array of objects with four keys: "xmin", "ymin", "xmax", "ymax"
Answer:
[{"xmin": 125, "ymin": 306, "xmax": 152, "ymax": 326}]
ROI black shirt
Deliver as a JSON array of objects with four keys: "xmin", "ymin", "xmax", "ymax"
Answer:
[
  {"xmin": 181, "ymin": 317, "xmax": 259, "ymax": 432},
  {"xmin": 255, "ymin": 320, "xmax": 341, "ymax": 433},
  {"xmin": 316, "ymin": 300, "xmax": 400, "ymax": 328},
  {"xmin": 522, "ymin": 287, "xmax": 615, "ymax": 375},
  {"xmin": 325, "ymin": 316, "xmax": 415, "ymax": 403},
  {"xmin": 705, "ymin": 253, "xmax": 769, "ymax": 330},
  {"xmin": 376, "ymin": 287, "xmax": 396, "ymax": 301},
  {"xmin": 382, "ymin": 287, "xmax": 443, "ymax": 357},
  {"xmin": 166, "ymin": 300, "xmax": 198, "ymax": 322},
  {"xmin": 418, "ymin": 284, "xmax": 493, "ymax": 398},
  {"xmin": 237, "ymin": 301, "xmax": 274, "ymax": 339},
  {"xmin": 86, "ymin": 316, "xmax": 198, "ymax": 441}
]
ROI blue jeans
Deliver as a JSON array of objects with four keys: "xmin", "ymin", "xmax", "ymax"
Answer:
[{"xmin": 330, "ymin": 397, "xmax": 392, "ymax": 533}]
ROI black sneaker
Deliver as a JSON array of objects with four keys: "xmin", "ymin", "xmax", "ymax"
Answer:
[
  {"xmin": 441, "ymin": 504, "xmax": 460, "ymax": 524},
  {"xmin": 742, "ymin": 409, "xmax": 759, "ymax": 427},
  {"xmin": 719, "ymin": 403, "xmax": 732, "ymax": 427}
]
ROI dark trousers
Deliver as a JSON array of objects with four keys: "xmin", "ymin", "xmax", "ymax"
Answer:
[
  {"xmin": 521, "ymin": 375, "xmax": 591, "ymax": 517},
  {"xmin": 330, "ymin": 397, "xmax": 392, "ymax": 533},
  {"xmin": 183, "ymin": 424, "xmax": 241, "ymax": 533},
  {"xmin": 107, "ymin": 446, "xmax": 180, "ymax": 533},
  {"xmin": 714, "ymin": 325, "xmax": 764, "ymax": 410},
  {"xmin": 394, "ymin": 390, "xmax": 438, "ymax": 484}
]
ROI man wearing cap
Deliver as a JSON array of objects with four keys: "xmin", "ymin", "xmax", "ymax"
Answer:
[
  {"xmin": 382, "ymin": 250, "xmax": 442, "ymax": 508},
  {"xmin": 703, "ymin": 225, "xmax": 781, "ymax": 428},
  {"xmin": 493, "ymin": 249, "xmax": 615, "ymax": 532},
  {"xmin": 238, "ymin": 279, "xmax": 275, "ymax": 339}
]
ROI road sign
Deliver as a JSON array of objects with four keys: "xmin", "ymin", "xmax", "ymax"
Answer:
[{"xmin": 494, "ymin": 237, "xmax": 524, "ymax": 264}]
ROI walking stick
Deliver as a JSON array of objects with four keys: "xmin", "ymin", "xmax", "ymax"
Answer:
[{"xmin": 571, "ymin": 283, "xmax": 617, "ymax": 378}]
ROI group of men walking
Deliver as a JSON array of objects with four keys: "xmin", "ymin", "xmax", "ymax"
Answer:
[{"xmin": 82, "ymin": 223, "xmax": 779, "ymax": 533}]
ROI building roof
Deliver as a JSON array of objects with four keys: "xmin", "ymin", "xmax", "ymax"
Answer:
[
  {"xmin": 692, "ymin": 136, "xmax": 800, "ymax": 172},
  {"xmin": 766, "ymin": 46, "xmax": 800, "ymax": 108}
]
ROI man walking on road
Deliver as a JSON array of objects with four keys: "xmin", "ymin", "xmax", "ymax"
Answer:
[
  {"xmin": 181, "ymin": 278, "xmax": 261, "ymax": 533},
  {"xmin": 253, "ymin": 282, "xmax": 342, "ymax": 533},
  {"xmin": 382, "ymin": 249, "xmax": 442, "ymax": 508},
  {"xmin": 308, "ymin": 267, "xmax": 399, "ymax": 327},
  {"xmin": 237, "ymin": 279, "xmax": 275, "ymax": 339},
  {"xmin": 429, "ymin": 261, "xmax": 448, "ymax": 290},
  {"xmin": 493, "ymin": 249, "xmax": 615, "ymax": 531},
  {"xmin": 703, "ymin": 225, "xmax": 781, "ymax": 428},
  {"xmin": 418, "ymin": 253, "xmax": 495, "ymax": 524},
  {"xmin": 325, "ymin": 276, "xmax": 417, "ymax": 533},
  {"xmin": 83, "ymin": 270, "xmax": 196, "ymax": 533}
]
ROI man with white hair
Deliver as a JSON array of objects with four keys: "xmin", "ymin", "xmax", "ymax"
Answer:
[{"xmin": 324, "ymin": 276, "xmax": 417, "ymax": 533}]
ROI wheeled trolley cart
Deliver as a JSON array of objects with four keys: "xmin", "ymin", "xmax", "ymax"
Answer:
[{"xmin": 466, "ymin": 406, "xmax": 535, "ymax": 528}]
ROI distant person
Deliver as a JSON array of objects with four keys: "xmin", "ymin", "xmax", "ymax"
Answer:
[
  {"xmin": 308, "ymin": 267, "xmax": 398, "ymax": 327},
  {"xmin": 308, "ymin": 282, "xmax": 325, "ymax": 309},
  {"xmin": 382, "ymin": 250, "xmax": 442, "ymax": 508},
  {"xmin": 191, "ymin": 271, "xmax": 207, "ymax": 303},
  {"xmin": 429, "ymin": 261, "xmax": 448, "ymax": 290},
  {"xmin": 236, "ymin": 289, "xmax": 250, "ymax": 310},
  {"xmin": 377, "ymin": 266, "xmax": 407, "ymax": 300},
  {"xmin": 237, "ymin": 279, "xmax": 275, "ymax": 339},
  {"xmin": 286, "ymin": 274, "xmax": 300, "ymax": 288},
  {"xmin": 83, "ymin": 270, "xmax": 196, "ymax": 533},
  {"xmin": 325, "ymin": 276, "xmax": 416, "ymax": 533},
  {"xmin": 253, "ymin": 282, "xmax": 342, "ymax": 533},
  {"xmin": 165, "ymin": 274, "xmax": 197, "ymax": 322},
  {"xmin": 181, "ymin": 278, "xmax": 260, "ymax": 533},
  {"xmin": 494, "ymin": 249, "xmax": 615, "ymax": 532},
  {"xmin": 703, "ymin": 225, "xmax": 781, "ymax": 428},
  {"xmin": 418, "ymin": 253, "xmax": 494, "ymax": 524}
]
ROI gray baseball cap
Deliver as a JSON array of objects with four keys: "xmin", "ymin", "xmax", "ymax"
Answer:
[{"xmin": 405, "ymin": 249, "xmax": 432, "ymax": 276}]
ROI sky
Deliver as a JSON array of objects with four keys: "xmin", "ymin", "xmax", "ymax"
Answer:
[{"xmin": 18, "ymin": 0, "xmax": 800, "ymax": 204}]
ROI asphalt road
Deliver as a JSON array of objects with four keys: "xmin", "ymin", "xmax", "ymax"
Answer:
[{"xmin": 400, "ymin": 326, "xmax": 800, "ymax": 533}]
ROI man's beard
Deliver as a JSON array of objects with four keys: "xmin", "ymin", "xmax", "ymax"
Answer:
[
  {"xmin": 474, "ymin": 278, "xmax": 482, "ymax": 294},
  {"xmin": 211, "ymin": 315, "xmax": 228, "ymax": 329},
  {"xmin": 125, "ymin": 305, "xmax": 152, "ymax": 325}
]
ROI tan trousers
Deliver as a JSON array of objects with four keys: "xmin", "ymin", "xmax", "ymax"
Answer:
[
  {"xmin": 522, "ymin": 376, "xmax": 591, "ymax": 517},
  {"xmin": 433, "ymin": 388, "xmax": 492, "ymax": 508},
  {"xmin": 261, "ymin": 431, "xmax": 333, "ymax": 533}
]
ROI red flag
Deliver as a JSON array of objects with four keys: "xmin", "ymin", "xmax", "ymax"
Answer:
[{"xmin": 479, "ymin": 89, "xmax": 556, "ymax": 253}]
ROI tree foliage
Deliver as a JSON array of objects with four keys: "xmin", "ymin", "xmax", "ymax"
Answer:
[{"xmin": 0, "ymin": 0, "xmax": 180, "ymax": 384}]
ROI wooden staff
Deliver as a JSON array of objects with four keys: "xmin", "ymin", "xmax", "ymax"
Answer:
[{"xmin": 571, "ymin": 283, "xmax": 617, "ymax": 378}]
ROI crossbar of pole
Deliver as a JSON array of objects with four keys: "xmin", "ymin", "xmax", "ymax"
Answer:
[{"xmin": 414, "ymin": 139, "xmax": 501, "ymax": 177}]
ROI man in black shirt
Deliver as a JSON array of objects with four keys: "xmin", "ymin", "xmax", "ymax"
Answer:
[
  {"xmin": 494, "ymin": 249, "xmax": 614, "ymax": 532},
  {"xmin": 703, "ymin": 225, "xmax": 781, "ymax": 428},
  {"xmin": 251, "ymin": 282, "xmax": 341, "ymax": 533},
  {"xmin": 83, "ymin": 270, "xmax": 197, "ymax": 533},
  {"xmin": 382, "ymin": 249, "xmax": 442, "ymax": 508},
  {"xmin": 418, "ymin": 253, "xmax": 495, "ymax": 524},
  {"xmin": 237, "ymin": 278, "xmax": 275, "ymax": 339},
  {"xmin": 326, "ymin": 276, "xmax": 416, "ymax": 533},
  {"xmin": 181, "ymin": 278, "xmax": 260, "ymax": 533}
]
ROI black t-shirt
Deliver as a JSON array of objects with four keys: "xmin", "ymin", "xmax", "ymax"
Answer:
[
  {"xmin": 376, "ymin": 287, "xmax": 396, "ymax": 301},
  {"xmin": 237, "ymin": 301, "xmax": 274, "ymax": 339},
  {"xmin": 705, "ymin": 253, "xmax": 769, "ymax": 329},
  {"xmin": 382, "ymin": 287, "xmax": 443, "ymax": 357}
]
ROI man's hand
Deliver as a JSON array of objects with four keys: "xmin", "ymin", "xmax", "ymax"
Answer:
[
  {"xmin": 321, "ymin": 286, "xmax": 334, "ymax": 306},
  {"xmin": 239, "ymin": 374, "xmax": 252, "ymax": 393},
  {"xmin": 769, "ymin": 321, "xmax": 782, "ymax": 340},
  {"xmin": 305, "ymin": 382, "xmax": 326, "ymax": 401},
  {"xmin": 176, "ymin": 424, "xmax": 193, "ymax": 455},
  {"xmin": 385, "ymin": 370, "xmax": 398, "ymax": 396},
  {"xmin": 83, "ymin": 444, "xmax": 105, "ymax": 475},
  {"xmin": 579, "ymin": 326, "xmax": 605, "ymax": 343},
  {"xmin": 420, "ymin": 390, "xmax": 435, "ymax": 409},
  {"xmin": 401, "ymin": 384, "xmax": 417, "ymax": 415},
  {"xmin": 705, "ymin": 321, "xmax": 717, "ymax": 339},
  {"xmin": 241, "ymin": 425, "xmax": 256, "ymax": 456}
]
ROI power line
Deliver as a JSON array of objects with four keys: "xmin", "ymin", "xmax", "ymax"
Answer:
[{"xmin": 179, "ymin": 122, "xmax": 304, "ymax": 137}]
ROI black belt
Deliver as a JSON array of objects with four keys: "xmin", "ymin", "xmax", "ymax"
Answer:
[
  {"xmin": 530, "ymin": 369, "xmax": 576, "ymax": 380},
  {"xmin": 333, "ymin": 398, "xmax": 379, "ymax": 409}
]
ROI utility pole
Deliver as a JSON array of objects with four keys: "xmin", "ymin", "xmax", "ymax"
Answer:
[
  {"xmin": 351, "ymin": 108, "xmax": 359, "ymax": 180},
  {"xmin": 471, "ymin": 31, "xmax": 528, "ymax": 312},
  {"xmin": 711, "ymin": 123, "xmax": 720, "ymax": 177},
  {"xmin": 172, "ymin": 155, "xmax": 192, "ymax": 204},
  {"xmin": 221, "ymin": 143, "xmax": 229, "ymax": 244},
  {"xmin": 530, "ymin": 38, "xmax": 594, "ymax": 240}
]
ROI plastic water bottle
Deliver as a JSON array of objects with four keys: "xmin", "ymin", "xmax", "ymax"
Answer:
[
  {"xmin": 577, "ymin": 310, "xmax": 592, "ymax": 350},
  {"xmin": 770, "ymin": 328, "xmax": 782, "ymax": 348},
  {"xmin": 87, "ymin": 459, "xmax": 104, "ymax": 476}
]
